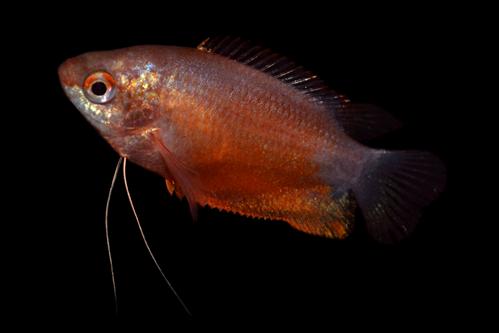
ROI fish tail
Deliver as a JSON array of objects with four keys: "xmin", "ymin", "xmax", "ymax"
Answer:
[{"xmin": 352, "ymin": 150, "xmax": 446, "ymax": 243}]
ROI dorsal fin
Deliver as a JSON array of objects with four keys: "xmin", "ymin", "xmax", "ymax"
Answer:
[
  {"xmin": 198, "ymin": 37, "xmax": 401, "ymax": 141},
  {"xmin": 198, "ymin": 36, "xmax": 330, "ymax": 101}
]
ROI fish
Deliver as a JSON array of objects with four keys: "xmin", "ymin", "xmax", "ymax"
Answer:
[{"xmin": 58, "ymin": 37, "xmax": 446, "ymax": 243}]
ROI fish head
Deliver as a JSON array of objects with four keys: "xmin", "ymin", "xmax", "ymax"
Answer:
[{"xmin": 58, "ymin": 48, "xmax": 163, "ymax": 140}]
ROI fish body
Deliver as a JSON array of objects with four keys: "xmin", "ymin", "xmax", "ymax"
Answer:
[{"xmin": 59, "ymin": 38, "xmax": 445, "ymax": 242}]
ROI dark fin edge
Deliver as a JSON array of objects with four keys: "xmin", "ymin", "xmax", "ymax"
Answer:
[
  {"xmin": 353, "ymin": 150, "xmax": 446, "ymax": 243},
  {"xmin": 334, "ymin": 103, "xmax": 402, "ymax": 141}
]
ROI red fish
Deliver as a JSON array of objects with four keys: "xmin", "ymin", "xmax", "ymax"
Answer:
[{"xmin": 59, "ymin": 37, "xmax": 445, "ymax": 243}]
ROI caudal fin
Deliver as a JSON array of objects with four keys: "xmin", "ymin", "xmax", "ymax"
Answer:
[{"xmin": 352, "ymin": 150, "xmax": 446, "ymax": 243}]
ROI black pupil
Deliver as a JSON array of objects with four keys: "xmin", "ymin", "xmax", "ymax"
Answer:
[{"xmin": 91, "ymin": 81, "xmax": 108, "ymax": 96}]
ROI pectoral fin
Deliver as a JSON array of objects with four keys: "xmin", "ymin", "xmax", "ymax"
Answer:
[
  {"xmin": 151, "ymin": 131, "xmax": 199, "ymax": 220},
  {"xmin": 165, "ymin": 179, "xmax": 185, "ymax": 199}
]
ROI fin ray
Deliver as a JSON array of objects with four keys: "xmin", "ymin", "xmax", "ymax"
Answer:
[
  {"xmin": 197, "ymin": 37, "xmax": 330, "ymax": 100},
  {"xmin": 353, "ymin": 150, "xmax": 446, "ymax": 243}
]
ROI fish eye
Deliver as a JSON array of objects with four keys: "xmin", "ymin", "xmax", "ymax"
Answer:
[
  {"xmin": 83, "ymin": 71, "xmax": 116, "ymax": 104},
  {"xmin": 91, "ymin": 81, "xmax": 107, "ymax": 96}
]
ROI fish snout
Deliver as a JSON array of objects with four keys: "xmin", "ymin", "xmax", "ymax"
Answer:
[{"xmin": 58, "ymin": 58, "xmax": 81, "ymax": 87}]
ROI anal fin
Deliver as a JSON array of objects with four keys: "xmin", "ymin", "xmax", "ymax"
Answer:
[
  {"xmin": 286, "ymin": 217, "xmax": 351, "ymax": 239},
  {"xmin": 285, "ymin": 190, "xmax": 356, "ymax": 240}
]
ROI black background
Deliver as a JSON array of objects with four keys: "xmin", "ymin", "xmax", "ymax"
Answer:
[{"xmin": 9, "ymin": 5, "xmax": 483, "ymax": 327}]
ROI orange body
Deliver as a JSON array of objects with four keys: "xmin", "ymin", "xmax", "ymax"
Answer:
[
  {"xmin": 148, "ymin": 47, "xmax": 355, "ymax": 238},
  {"xmin": 59, "ymin": 39, "xmax": 445, "ymax": 243}
]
